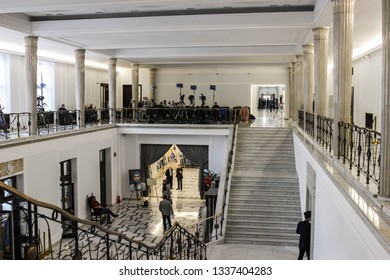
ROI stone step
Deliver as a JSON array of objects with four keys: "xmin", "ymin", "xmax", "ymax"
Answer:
[
  {"xmin": 225, "ymin": 230, "xmax": 299, "ymax": 245},
  {"xmin": 227, "ymin": 209, "xmax": 300, "ymax": 217},
  {"xmin": 224, "ymin": 236, "xmax": 299, "ymax": 247}
]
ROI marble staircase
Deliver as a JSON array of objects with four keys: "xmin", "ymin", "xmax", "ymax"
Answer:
[{"xmin": 225, "ymin": 127, "xmax": 301, "ymax": 246}]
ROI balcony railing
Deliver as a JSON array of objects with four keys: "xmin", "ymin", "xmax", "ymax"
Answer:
[
  {"xmin": 1, "ymin": 106, "xmax": 239, "ymax": 140},
  {"xmin": 298, "ymin": 110, "xmax": 381, "ymax": 193}
]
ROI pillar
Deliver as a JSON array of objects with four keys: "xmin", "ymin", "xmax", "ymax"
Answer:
[
  {"xmin": 295, "ymin": 55, "xmax": 303, "ymax": 121},
  {"xmin": 313, "ymin": 27, "xmax": 330, "ymax": 142},
  {"xmin": 75, "ymin": 49, "xmax": 86, "ymax": 127},
  {"xmin": 150, "ymin": 68, "xmax": 157, "ymax": 103},
  {"xmin": 132, "ymin": 64, "xmax": 139, "ymax": 109},
  {"xmin": 379, "ymin": 0, "xmax": 390, "ymax": 199},
  {"xmin": 291, "ymin": 62, "xmax": 297, "ymax": 121},
  {"xmin": 25, "ymin": 36, "xmax": 38, "ymax": 135},
  {"xmin": 303, "ymin": 44, "xmax": 314, "ymax": 114},
  {"xmin": 108, "ymin": 58, "xmax": 117, "ymax": 123},
  {"xmin": 332, "ymin": 0, "xmax": 355, "ymax": 156},
  {"xmin": 287, "ymin": 65, "xmax": 293, "ymax": 119}
]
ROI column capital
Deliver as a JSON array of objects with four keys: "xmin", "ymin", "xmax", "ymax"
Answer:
[
  {"xmin": 303, "ymin": 44, "xmax": 314, "ymax": 54},
  {"xmin": 109, "ymin": 57, "xmax": 117, "ymax": 66},
  {"xmin": 75, "ymin": 49, "xmax": 86, "ymax": 58},
  {"xmin": 313, "ymin": 27, "xmax": 330, "ymax": 40},
  {"xmin": 296, "ymin": 55, "xmax": 304, "ymax": 63},
  {"xmin": 131, "ymin": 64, "xmax": 139, "ymax": 69},
  {"xmin": 331, "ymin": 0, "xmax": 355, "ymax": 13},
  {"xmin": 24, "ymin": 36, "xmax": 38, "ymax": 47}
]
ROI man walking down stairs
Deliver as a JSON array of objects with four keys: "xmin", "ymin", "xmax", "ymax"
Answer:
[{"xmin": 225, "ymin": 127, "xmax": 301, "ymax": 248}]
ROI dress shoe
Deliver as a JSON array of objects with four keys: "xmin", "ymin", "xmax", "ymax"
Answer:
[
  {"xmin": 113, "ymin": 214, "xmax": 119, "ymax": 217},
  {"xmin": 107, "ymin": 221, "xmax": 112, "ymax": 224}
]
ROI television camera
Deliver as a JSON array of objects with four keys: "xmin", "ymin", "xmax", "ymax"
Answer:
[
  {"xmin": 188, "ymin": 95, "xmax": 195, "ymax": 107},
  {"xmin": 199, "ymin": 93, "xmax": 206, "ymax": 107}
]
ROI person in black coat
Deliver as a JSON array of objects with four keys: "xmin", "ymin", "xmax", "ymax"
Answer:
[
  {"xmin": 176, "ymin": 165, "xmax": 183, "ymax": 190},
  {"xmin": 296, "ymin": 210, "xmax": 311, "ymax": 260},
  {"xmin": 165, "ymin": 166, "xmax": 173, "ymax": 189}
]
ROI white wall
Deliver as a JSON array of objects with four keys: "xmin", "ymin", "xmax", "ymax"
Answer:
[
  {"xmin": 293, "ymin": 131, "xmax": 390, "ymax": 259},
  {"xmin": 351, "ymin": 48, "xmax": 382, "ymax": 130},
  {"xmin": 155, "ymin": 67, "xmax": 289, "ymax": 108},
  {"xmin": 1, "ymin": 128, "xmax": 119, "ymax": 215}
]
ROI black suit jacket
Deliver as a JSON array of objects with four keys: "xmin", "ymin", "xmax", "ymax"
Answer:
[
  {"xmin": 165, "ymin": 168, "xmax": 173, "ymax": 183},
  {"xmin": 296, "ymin": 220, "xmax": 311, "ymax": 249}
]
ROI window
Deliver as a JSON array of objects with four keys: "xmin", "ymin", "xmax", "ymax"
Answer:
[
  {"xmin": 37, "ymin": 60, "xmax": 54, "ymax": 111},
  {"xmin": 0, "ymin": 53, "xmax": 10, "ymax": 111}
]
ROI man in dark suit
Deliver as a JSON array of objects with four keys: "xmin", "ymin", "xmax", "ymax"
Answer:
[
  {"xmin": 176, "ymin": 165, "xmax": 184, "ymax": 190},
  {"xmin": 165, "ymin": 166, "xmax": 173, "ymax": 189},
  {"xmin": 296, "ymin": 210, "xmax": 311, "ymax": 260}
]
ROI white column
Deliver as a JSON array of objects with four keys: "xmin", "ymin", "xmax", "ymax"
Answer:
[
  {"xmin": 303, "ymin": 44, "xmax": 314, "ymax": 114},
  {"xmin": 313, "ymin": 27, "xmax": 330, "ymax": 142},
  {"xmin": 295, "ymin": 55, "xmax": 304, "ymax": 121},
  {"xmin": 25, "ymin": 36, "xmax": 38, "ymax": 135},
  {"xmin": 288, "ymin": 65, "xmax": 293, "ymax": 119},
  {"xmin": 380, "ymin": 0, "xmax": 390, "ymax": 199},
  {"xmin": 132, "ymin": 64, "xmax": 139, "ymax": 108},
  {"xmin": 291, "ymin": 62, "xmax": 297, "ymax": 121},
  {"xmin": 150, "ymin": 68, "xmax": 157, "ymax": 102},
  {"xmin": 75, "ymin": 49, "xmax": 86, "ymax": 127},
  {"xmin": 332, "ymin": 0, "xmax": 355, "ymax": 156},
  {"xmin": 108, "ymin": 58, "xmax": 117, "ymax": 123}
]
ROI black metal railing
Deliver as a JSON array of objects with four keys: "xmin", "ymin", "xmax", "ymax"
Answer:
[
  {"xmin": 317, "ymin": 115, "xmax": 334, "ymax": 152},
  {"xmin": 297, "ymin": 110, "xmax": 381, "ymax": 193},
  {"xmin": 338, "ymin": 122, "xmax": 381, "ymax": 187},
  {"xmin": 1, "ymin": 112, "xmax": 31, "ymax": 140},
  {"xmin": 0, "ymin": 182, "xmax": 206, "ymax": 260},
  {"xmin": 1, "ymin": 107, "xmax": 239, "ymax": 141}
]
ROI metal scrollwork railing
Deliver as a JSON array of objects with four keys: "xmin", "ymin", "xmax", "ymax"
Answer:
[
  {"xmin": 338, "ymin": 122, "xmax": 381, "ymax": 187},
  {"xmin": 316, "ymin": 115, "xmax": 334, "ymax": 152},
  {"xmin": 0, "ymin": 182, "xmax": 206, "ymax": 260}
]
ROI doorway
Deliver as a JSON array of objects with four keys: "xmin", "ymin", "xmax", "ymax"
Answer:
[
  {"xmin": 250, "ymin": 84, "xmax": 285, "ymax": 114},
  {"xmin": 123, "ymin": 84, "xmax": 143, "ymax": 107},
  {"xmin": 0, "ymin": 176, "xmax": 23, "ymax": 259},
  {"xmin": 99, "ymin": 149, "xmax": 107, "ymax": 207},
  {"xmin": 60, "ymin": 159, "xmax": 76, "ymax": 238}
]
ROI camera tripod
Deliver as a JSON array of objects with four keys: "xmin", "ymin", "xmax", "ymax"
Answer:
[{"xmin": 175, "ymin": 95, "xmax": 188, "ymax": 122}]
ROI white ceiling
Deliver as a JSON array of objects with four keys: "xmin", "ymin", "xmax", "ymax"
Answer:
[{"xmin": 0, "ymin": 0, "xmax": 383, "ymax": 70}]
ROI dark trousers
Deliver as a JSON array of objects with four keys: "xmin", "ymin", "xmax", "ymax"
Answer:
[
  {"xmin": 177, "ymin": 178, "xmax": 183, "ymax": 190},
  {"xmin": 95, "ymin": 208, "xmax": 116, "ymax": 222},
  {"xmin": 298, "ymin": 247, "xmax": 310, "ymax": 260},
  {"xmin": 162, "ymin": 214, "xmax": 172, "ymax": 231}
]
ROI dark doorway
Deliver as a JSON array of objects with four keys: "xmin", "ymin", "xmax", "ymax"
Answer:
[
  {"xmin": 99, "ymin": 149, "xmax": 107, "ymax": 207},
  {"xmin": 123, "ymin": 84, "xmax": 143, "ymax": 107},
  {"xmin": 365, "ymin": 113, "xmax": 374, "ymax": 130},
  {"xmin": 60, "ymin": 160, "xmax": 76, "ymax": 238},
  {"xmin": 123, "ymin": 85, "xmax": 132, "ymax": 108},
  {"xmin": 0, "ymin": 176, "xmax": 23, "ymax": 259}
]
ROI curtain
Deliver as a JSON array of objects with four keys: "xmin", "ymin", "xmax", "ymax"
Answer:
[
  {"xmin": 140, "ymin": 144, "xmax": 171, "ymax": 181},
  {"xmin": 176, "ymin": 145, "xmax": 208, "ymax": 192}
]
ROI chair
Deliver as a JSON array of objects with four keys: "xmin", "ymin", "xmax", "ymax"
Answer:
[{"xmin": 87, "ymin": 195, "xmax": 105, "ymax": 223}]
